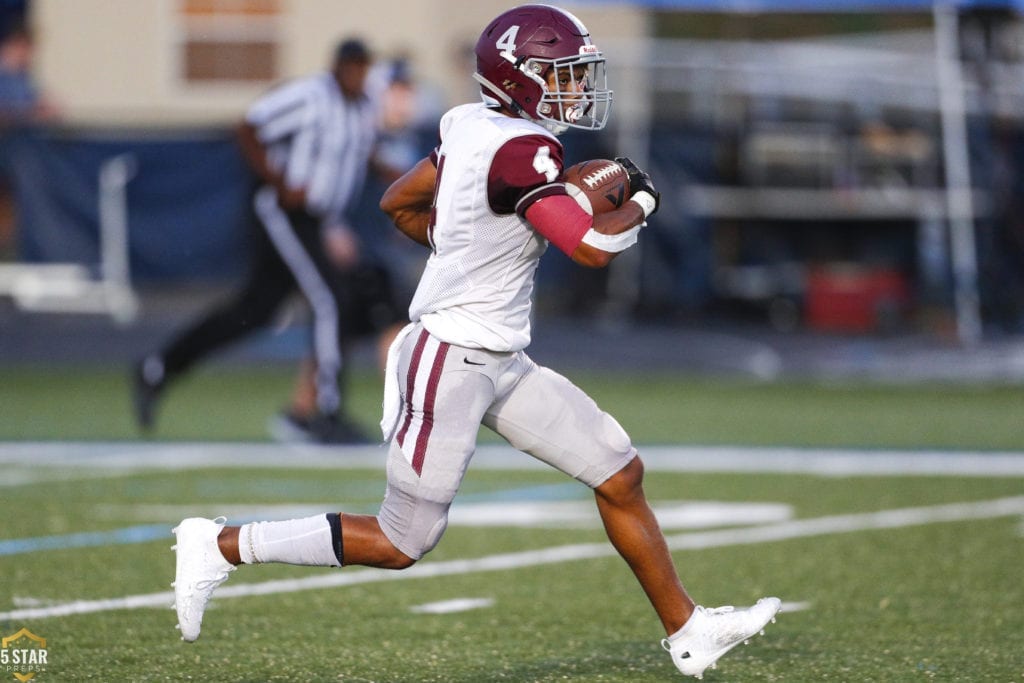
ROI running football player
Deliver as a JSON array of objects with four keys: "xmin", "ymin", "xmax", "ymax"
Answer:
[{"xmin": 172, "ymin": 5, "xmax": 781, "ymax": 678}]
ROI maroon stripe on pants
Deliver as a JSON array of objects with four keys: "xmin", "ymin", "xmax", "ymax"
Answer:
[
  {"xmin": 411, "ymin": 340, "xmax": 450, "ymax": 476},
  {"xmin": 396, "ymin": 329, "xmax": 430, "ymax": 449}
]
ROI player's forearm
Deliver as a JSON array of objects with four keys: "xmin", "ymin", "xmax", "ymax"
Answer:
[
  {"xmin": 569, "ymin": 203, "xmax": 646, "ymax": 268},
  {"xmin": 380, "ymin": 157, "xmax": 436, "ymax": 247},
  {"xmin": 589, "ymin": 203, "xmax": 646, "ymax": 235},
  {"xmin": 391, "ymin": 210, "xmax": 431, "ymax": 247},
  {"xmin": 571, "ymin": 242, "xmax": 616, "ymax": 268}
]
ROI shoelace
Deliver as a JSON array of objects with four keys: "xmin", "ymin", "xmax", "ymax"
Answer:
[
  {"xmin": 194, "ymin": 567, "xmax": 234, "ymax": 592},
  {"xmin": 705, "ymin": 605, "xmax": 735, "ymax": 616}
]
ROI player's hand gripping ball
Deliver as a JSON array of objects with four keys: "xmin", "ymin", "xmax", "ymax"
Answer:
[
  {"xmin": 615, "ymin": 156, "xmax": 660, "ymax": 217},
  {"xmin": 561, "ymin": 158, "xmax": 630, "ymax": 215}
]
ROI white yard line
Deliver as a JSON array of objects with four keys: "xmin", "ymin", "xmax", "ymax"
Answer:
[
  {"xmin": 100, "ymin": 500, "xmax": 794, "ymax": 530},
  {"xmin": 410, "ymin": 598, "xmax": 495, "ymax": 614},
  {"xmin": 2, "ymin": 495, "xmax": 1022, "ymax": 622},
  {"xmin": 2, "ymin": 443, "xmax": 1024, "ymax": 478}
]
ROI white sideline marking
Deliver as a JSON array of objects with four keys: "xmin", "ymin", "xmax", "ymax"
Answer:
[
  {"xmin": 449, "ymin": 500, "xmax": 793, "ymax": 529},
  {"xmin": 1, "ymin": 496, "xmax": 1021, "ymax": 622},
  {"xmin": 410, "ymin": 598, "xmax": 495, "ymax": 615},
  {"xmin": 104, "ymin": 500, "xmax": 794, "ymax": 531},
  {"xmin": 663, "ymin": 497, "xmax": 1024, "ymax": 551},
  {"xmin": 2, "ymin": 443, "xmax": 1024, "ymax": 478}
]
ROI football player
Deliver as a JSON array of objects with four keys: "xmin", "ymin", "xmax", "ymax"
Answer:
[{"xmin": 172, "ymin": 5, "xmax": 780, "ymax": 678}]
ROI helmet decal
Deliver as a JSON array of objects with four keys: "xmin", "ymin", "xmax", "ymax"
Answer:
[{"xmin": 495, "ymin": 26, "xmax": 519, "ymax": 54}]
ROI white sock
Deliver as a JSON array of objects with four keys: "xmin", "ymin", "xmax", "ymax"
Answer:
[
  {"xmin": 238, "ymin": 514, "xmax": 342, "ymax": 567},
  {"xmin": 668, "ymin": 606, "xmax": 704, "ymax": 641}
]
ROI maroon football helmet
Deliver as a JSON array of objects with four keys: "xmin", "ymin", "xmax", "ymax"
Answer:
[{"xmin": 473, "ymin": 4, "xmax": 612, "ymax": 134}]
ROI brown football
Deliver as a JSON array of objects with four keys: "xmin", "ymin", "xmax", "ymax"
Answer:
[{"xmin": 561, "ymin": 158, "xmax": 629, "ymax": 215}]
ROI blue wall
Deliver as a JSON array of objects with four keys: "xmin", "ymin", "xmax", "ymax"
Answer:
[{"xmin": 3, "ymin": 127, "xmax": 254, "ymax": 281}]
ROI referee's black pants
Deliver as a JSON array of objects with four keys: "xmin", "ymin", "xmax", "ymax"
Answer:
[{"xmin": 159, "ymin": 186, "xmax": 347, "ymax": 416}]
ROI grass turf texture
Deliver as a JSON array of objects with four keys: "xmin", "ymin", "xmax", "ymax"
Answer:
[
  {"xmin": 2, "ymin": 467, "xmax": 1022, "ymax": 681},
  {"xmin": 3, "ymin": 364, "xmax": 1024, "ymax": 448},
  {"xmin": 1, "ymin": 365, "xmax": 1023, "ymax": 680}
]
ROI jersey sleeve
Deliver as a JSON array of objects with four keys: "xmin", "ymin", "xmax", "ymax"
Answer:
[
  {"xmin": 245, "ymin": 76, "xmax": 314, "ymax": 143},
  {"xmin": 487, "ymin": 135, "xmax": 565, "ymax": 215},
  {"xmin": 524, "ymin": 193, "xmax": 593, "ymax": 257}
]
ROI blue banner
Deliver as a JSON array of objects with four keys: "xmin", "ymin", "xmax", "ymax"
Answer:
[{"xmin": 2, "ymin": 127, "xmax": 254, "ymax": 281}]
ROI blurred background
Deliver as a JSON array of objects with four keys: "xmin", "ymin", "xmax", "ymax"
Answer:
[{"xmin": 4, "ymin": 0, "xmax": 1024, "ymax": 399}]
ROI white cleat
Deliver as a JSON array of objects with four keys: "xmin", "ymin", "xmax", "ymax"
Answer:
[
  {"xmin": 172, "ymin": 516, "xmax": 235, "ymax": 642},
  {"xmin": 662, "ymin": 597, "xmax": 781, "ymax": 678}
]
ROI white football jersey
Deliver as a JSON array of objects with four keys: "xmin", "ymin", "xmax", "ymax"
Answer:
[{"xmin": 409, "ymin": 103, "xmax": 567, "ymax": 351}]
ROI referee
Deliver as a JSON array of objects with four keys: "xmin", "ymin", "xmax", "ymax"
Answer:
[{"xmin": 133, "ymin": 38, "xmax": 406, "ymax": 443}]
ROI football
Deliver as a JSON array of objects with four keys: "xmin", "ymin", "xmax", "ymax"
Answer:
[{"xmin": 561, "ymin": 158, "xmax": 629, "ymax": 215}]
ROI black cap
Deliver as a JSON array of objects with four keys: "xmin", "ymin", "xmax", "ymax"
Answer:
[{"xmin": 334, "ymin": 38, "xmax": 371, "ymax": 64}]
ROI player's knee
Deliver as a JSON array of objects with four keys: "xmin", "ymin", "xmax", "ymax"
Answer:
[
  {"xmin": 403, "ymin": 516, "xmax": 447, "ymax": 563},
  {"xmin": 363, "ymin": 530, "xmax": 418, "ymax": 569},
  {"xmin": 597, "ymin": 455, "xmax": 645, "ymax": 503},
  {"xmin": 384, "ymin": 548, "xmax": 417, "ymax": 570},
  {"xmin": 615, "ymin": 454, "xmax": 646, "ymax": 488},
  {"xmin": 378, "ymin": 512, "xmax": 448, "ymax": 567}
]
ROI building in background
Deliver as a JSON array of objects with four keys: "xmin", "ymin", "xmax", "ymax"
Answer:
[
  {"xmin": 28, "ymin": 0, "xmax": 645, "ymax": 127},
  {"xmin": 8, "ymin": 0, "xmax": 1024, "ymax": 339}
]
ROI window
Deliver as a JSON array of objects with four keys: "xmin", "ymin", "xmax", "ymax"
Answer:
[{"xmin": 178, "ymin": 0, "xmax": 281, "ymax": 83}]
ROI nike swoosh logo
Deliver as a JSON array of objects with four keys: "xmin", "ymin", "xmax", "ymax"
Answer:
[{"xmin": 463, "ymin": 357, "xmax": 486, "ymax": 366}]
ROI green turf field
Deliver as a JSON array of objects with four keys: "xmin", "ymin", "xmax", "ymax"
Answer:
[
  {"xmin": 1, "ymin": 366, "xmax": 1023, "ymax": 681},
  {"xmin": 3, "ymin": 364, "xmax": 1024, "ymax": 449}
]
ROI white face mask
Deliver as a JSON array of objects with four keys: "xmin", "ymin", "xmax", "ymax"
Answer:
[{"xmin": 534, "ymin": 55, "xmax": 613, "ymax": 134}]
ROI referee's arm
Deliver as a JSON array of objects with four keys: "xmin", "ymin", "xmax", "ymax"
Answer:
[{"xmin": 237, "ymin": 120, "xmax": 306, "ymax": 209}]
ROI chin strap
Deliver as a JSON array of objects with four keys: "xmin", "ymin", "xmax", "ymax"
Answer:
[{"xmin": 473, "ymin": 72, "xmax": 516, "ymax": 111}]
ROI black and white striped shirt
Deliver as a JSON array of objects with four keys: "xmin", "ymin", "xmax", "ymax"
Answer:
[{"xmin": 246, "ymin": 71, "xmax": 379, "ymax": 220}]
